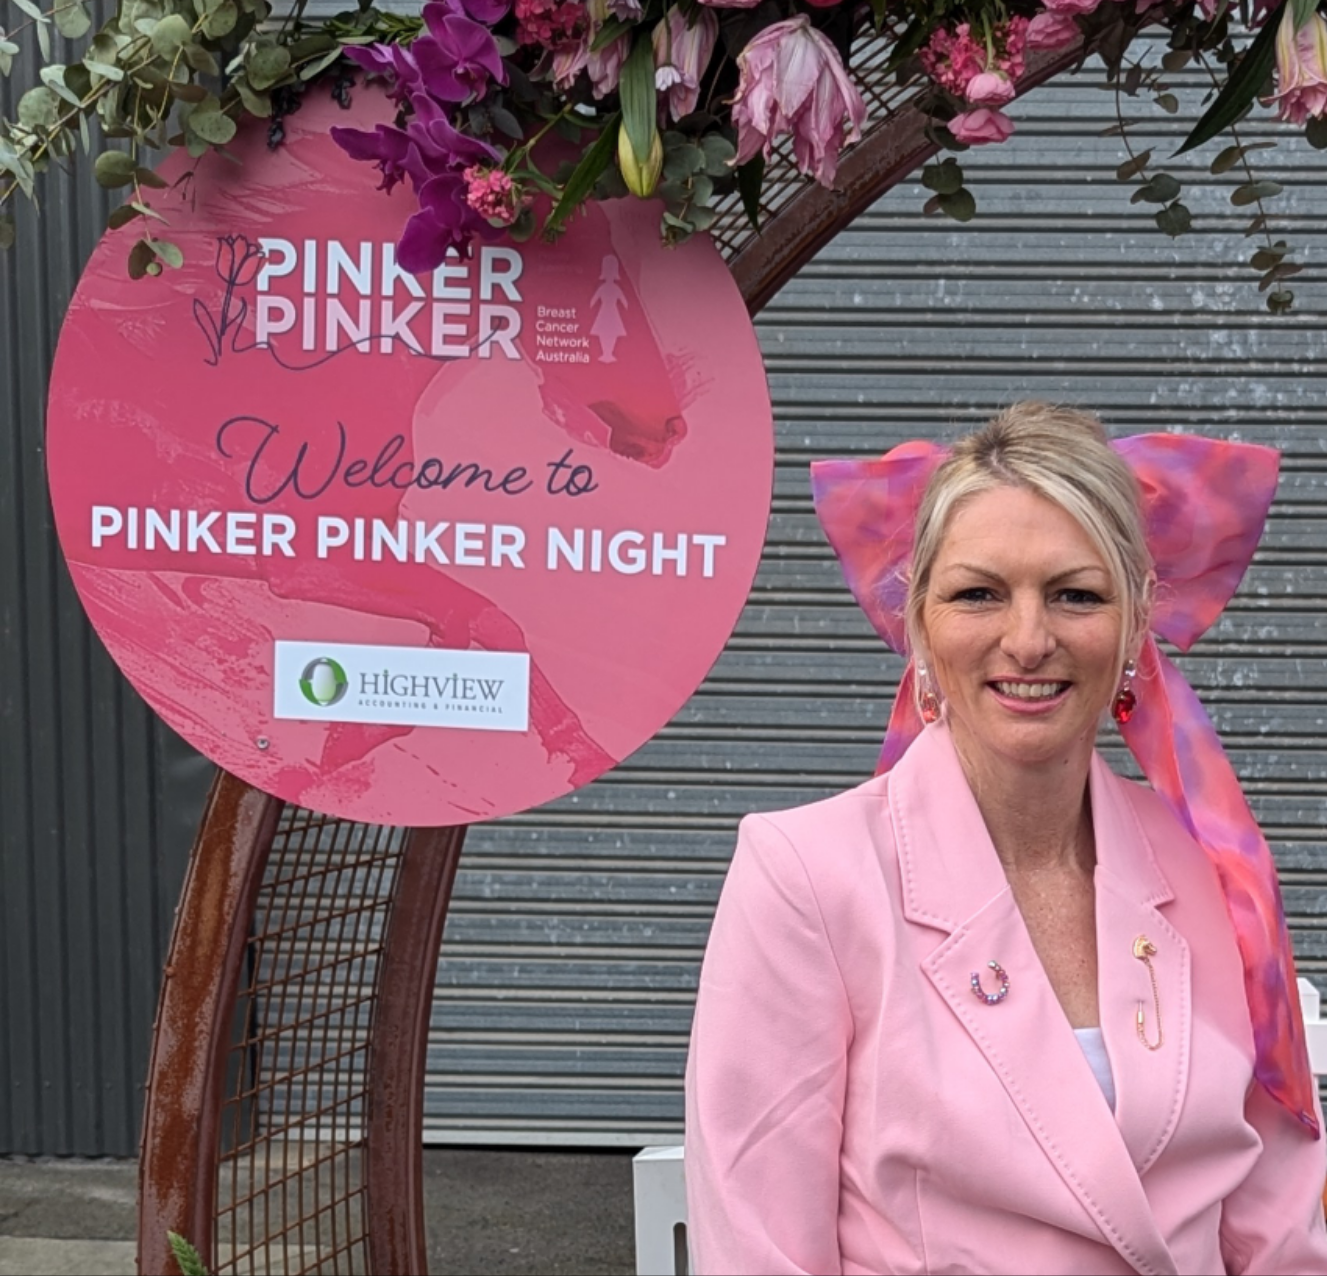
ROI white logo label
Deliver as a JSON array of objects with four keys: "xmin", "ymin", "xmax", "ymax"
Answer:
[{"xmin": 274, "ymin": 641, "xmax": 530, "ymax": 731}]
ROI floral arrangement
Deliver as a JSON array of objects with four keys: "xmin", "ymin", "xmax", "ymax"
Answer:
[{"xmin": 1, "ymin": 0, "xmax": 1324, "ymax": 307}]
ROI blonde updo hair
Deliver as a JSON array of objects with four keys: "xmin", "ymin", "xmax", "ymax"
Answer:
[{"xmin": 903, "ymin": 403, "xmax": 1153, "ymax": 687}]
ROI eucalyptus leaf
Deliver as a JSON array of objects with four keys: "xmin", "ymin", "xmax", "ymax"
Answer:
[
  {"xmin": 1250, "ymin": 243, "xmax": 1287, "ymax": 270},
  {"xmin": 1115, "ymin": 149, "xmax": 1152, "ymax": 180},
  {"xmin": 134, "ymin": 165, "xmax": 168, "ymax": 188},
  {"xmin": 130, "ymin": 198, "xmax": 166, "ymax": 220},
  {"xmin": 78, "ymin": 112, "xmax": 90, "ymax": 152},
  {"xmin": 182, "ymin": 41, "xmax": 219, "ymax": 75},
  {"xmin": 1306, "ymin": 116, "xmax": 1327, "ymax": 149},
  {"xmin": 922, "ymin": 159, "xmax": 963, "ymax": 195},
  {"xmin": 1154, "ymin": 201, "xmax": 1192, "ymax": 236},
  {"xmin": 153, "ymin": 237, "xmax": 183, "ymax": 268},
  {"xmin": 168, "ymin": 79, "xmax": 209, "ymax": 101},
  {"xmin": 17, "ymin": 85, "xmax": 59, "ymax": 130},
  {"xmin": 1266, "ymin": 287, "xmax": 1293, "ymax": 314},
  {"xmin": 94, "ymin": 147, "xmax": 136, "ymax": 186},
  {"xmin": 107, "ymin": 201, "xmax": 142, "ymax": 229},
  {"xmin": 150, "ymin": 13, "xmax": 193, "ymax": 58},
  {"xmin": 36, "ymin": 18, "xmax": 50, "ymax": 59},
  {"xmin": 201, "ymin": 0, "xmax": 237, "ymax": 37},
  {"xmin": 40, "ymin": 64, "xmax": 83, "ymax": 108},
  {"xmin": 691, "ymin": 173, "xmax": 713, "ymax": 207},
  {"xmin": 1231, "ymin": 179, "xmax": 1282, "ymax": 205},
  {"xmin": 0, "ymin": 44, "xmax": 15, "ymax": 78},
  {"xmin": 689, "ymin": 205, "xmax": 717, "ymax": 232},
  {"xmin": 937, "ymin": 187, "xmax": 977, "ymax": 222},
  {"xmin": 54, "ymin": 1, "xmax": 92, "ymax": 38},
  {"xmin": 231, "ymin": 74, "xmax": 270, "ymax": 116},
  {"xmin": 9, "ymin": 0, "xmax": 47, "ymax": 22},
  {"xmin": 1209, "ymin": 139, "xmax": 1275, "ymax": 172},
  {"xmin": 662, "ymin": 142, "xmax": 702, "ymax": 181},
  {"xmin": 490, "ymin": 105, "xmax": 522, "ymax": 139},
  {"xmin": 127, "ymin": 237, "xmax": 158, "ymax": 280},
  {"xmin": 84, "ymin": 59, "xmax": 124, "ymax": 81},
  {"xmin": 188, "ymin": 104, "xmax": 236, "ymax": 144},
  {"xmin": 699, "ymin": 132, "xmax": 734, "ymax": 176},
  {"xmin": 1155, "ymin": 93, "xmax": 1179, "ymax": 114},
  {"xmin": 247, "ymin": 41, "xmax": 291, "ymax": 90}
]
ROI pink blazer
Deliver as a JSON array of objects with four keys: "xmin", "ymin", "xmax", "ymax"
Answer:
[{"xmin": 685, "ymin": 724, "xmax": 1327, "ymax": 1275}]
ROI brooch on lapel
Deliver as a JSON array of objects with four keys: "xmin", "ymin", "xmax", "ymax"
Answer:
[
  {"xmin": 970, "ymin": 960, "xmax": 1010, "ymax": 1005},
  {"xmin": 1134, "ymin": 935, "xmax": 1163, "ymax": 1050}
]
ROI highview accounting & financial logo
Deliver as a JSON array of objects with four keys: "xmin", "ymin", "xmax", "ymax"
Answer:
[{"xmin": 275, "ymin": 641, "xmax": 530, "ymax": 732}]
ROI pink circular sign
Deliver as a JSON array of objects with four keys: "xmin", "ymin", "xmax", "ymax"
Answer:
[{"xmin": 47, "ymin": 89, "xmax": 773, "ymax": 826}]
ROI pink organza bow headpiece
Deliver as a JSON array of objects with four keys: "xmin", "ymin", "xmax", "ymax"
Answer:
[{"xmin": 811, "ymin": 434, "xmax": 1319, "ymax": 1137}]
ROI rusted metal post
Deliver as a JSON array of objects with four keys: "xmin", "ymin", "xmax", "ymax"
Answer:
[
  {"xmin": 364, "ymin": 825, "xmax": 467, "ymax": 1276},
  {"xmin": 137, "ymin": 770, "xmax": 282, "ymax": 1275}
]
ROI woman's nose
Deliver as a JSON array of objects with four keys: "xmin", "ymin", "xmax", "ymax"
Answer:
[{"xmin": 1000, "ymin": 596, "xmax": 1056, "ymax": 667}]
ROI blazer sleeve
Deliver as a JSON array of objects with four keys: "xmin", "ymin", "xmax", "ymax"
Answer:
[
  {"xmin": 684, "ymin": 813, "xmax": 852, "ymax": 1276},
  {"xmin": 1220, "ymin": 1080, "xmax": 1327, "ymax": 1274}
]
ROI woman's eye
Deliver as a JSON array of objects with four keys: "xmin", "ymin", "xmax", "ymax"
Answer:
[
  {"xmin": 1059, "ymin": 589, "xmax": 1105, "ymax": 606},
  {"xmin": 952, "ymin": 587, "xmax": 995, "ymax": 604}
]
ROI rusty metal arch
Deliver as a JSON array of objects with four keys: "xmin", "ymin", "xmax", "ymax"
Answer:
[{"xmin": 136, "ymin": 33, "xmax": 1090, "ymax": 1276}]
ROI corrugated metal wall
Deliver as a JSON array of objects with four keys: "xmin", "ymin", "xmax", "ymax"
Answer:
[
  {"xmin": 3, "ymin": 40, "xmax": 1324, "ymax": 1155},
  {"xmin": 0, "ymin": 61, "xmax": 216, "ymax": 1156},
  {"xmin": 426, "ymin": 63, "xmax": 1327, "ymax": 1143}
]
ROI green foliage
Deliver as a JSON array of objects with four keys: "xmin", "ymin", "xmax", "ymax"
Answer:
[{"xmin": 166, "ymin": 1231, "xmax": 211, "ymax": 1276}]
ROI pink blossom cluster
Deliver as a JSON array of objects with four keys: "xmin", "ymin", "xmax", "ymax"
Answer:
[
  {"xmin": 464, "ymin": 166, "xmax": 522, "ymax": 223},
  {"xmin": 921, "ymin": 16, "xmax": 1028, "ymax": 145},
  {"xmin": 514, "ymin": 0, "xmax": 584, "ymax": 49}
]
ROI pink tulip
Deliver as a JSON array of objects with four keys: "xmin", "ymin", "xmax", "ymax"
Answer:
[
  {"xmin": 1026, "ymin": 10, "xmax": 1080, "ymax": 49},
  {"xmin": 965, "ymin": 70, "xmax": 1015, "ymax": 105},
  {"xmin": 948, "ymin": 107, "xmax": 1015, "ymax": 145},
  {"xmin": 653, "ymin": 7, "xmax": 718, "ymax": 120},
  {"xmin": 1268, "ymin": 7, "xmax": 1327, "ymax": 124},
  {"xmin": 730, "ymin": 15, "xmax": 867, "ymax": 186},
  {"xmin": 551, "ymin": 0, "xmax": 628, "ymax": 96}
]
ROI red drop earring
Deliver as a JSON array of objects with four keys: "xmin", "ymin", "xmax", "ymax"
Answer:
[
  {"xmin": 1112, "ymin": 659, "xmax": 1138, "ymax": 725},
  {"xmin": 917, "ymin": 662, "xmax": 941, "ymax": 724}
]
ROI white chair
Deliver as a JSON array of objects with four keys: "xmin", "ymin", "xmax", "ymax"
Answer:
[{"xmin": 632, "ymin": 978, "xmax": 1327, "ymax": 1275}]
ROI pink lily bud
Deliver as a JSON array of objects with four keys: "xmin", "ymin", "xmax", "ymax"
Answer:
[
  {"xmin": 730, "ymin": 15, "xmax": 867, "ymax": 186},
  {"xmin": 1026, "ymin": 11, "xmax": 1080, "ymax": 50},
  {"xmin": 965, "ymin": 70, "xmax": 1015, "ymax": 106},
  {"xmin": 948, "ymin": 107, "xmax": 1015, "ymax": 145},
  {"xmin": 586, "ymin": 0, "xmax": 629, "ymax": 96},
  {"xmin": 653, "ymin": 6, "xmax": 718, "ymax": 121},
  {"xmin": 1268, "ymin": 7, "xmax": 1327, "ymax": 124}
]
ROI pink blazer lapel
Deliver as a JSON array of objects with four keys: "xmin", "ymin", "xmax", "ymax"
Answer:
[
  {"xmin": 1090, "ymin": 754, "xmax": 1193, "ymax": 1176},
  {"xmin": 891, "ymin": 726, "xmax": 1181, "ymax": 1276}
]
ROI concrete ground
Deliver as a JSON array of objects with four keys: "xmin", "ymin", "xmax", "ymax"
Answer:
[{"xmin": 0, "ymin": 1148, "xmax": 636, "ymax": 1275}]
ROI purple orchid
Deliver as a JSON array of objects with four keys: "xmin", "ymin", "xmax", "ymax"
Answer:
[
  {"xmin": 439, "ymin": 0, "xmax": 512, "ymax": 21},
  {"xmin": 414, "ymin": 2, "xmax": 508, "ymax": 102},
  {"xmin": 342, "ymin": 43, "xmax": 422, "ymax": 108},
  {"xmin": 329, "ymin": 122, "xmax": 414, "ymax": 192},
  {"xmin": 405, "ymin": 93, "xmax": 503, "ymax": 176},
  {"xmin": 397, "ymin": 174, "xmax": 503, "ymax": 273}
]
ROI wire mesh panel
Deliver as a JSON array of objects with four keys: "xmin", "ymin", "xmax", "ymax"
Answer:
[{"xmin": 213, "ymin": 812, "xmax": 405, "ymax": 1276}]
